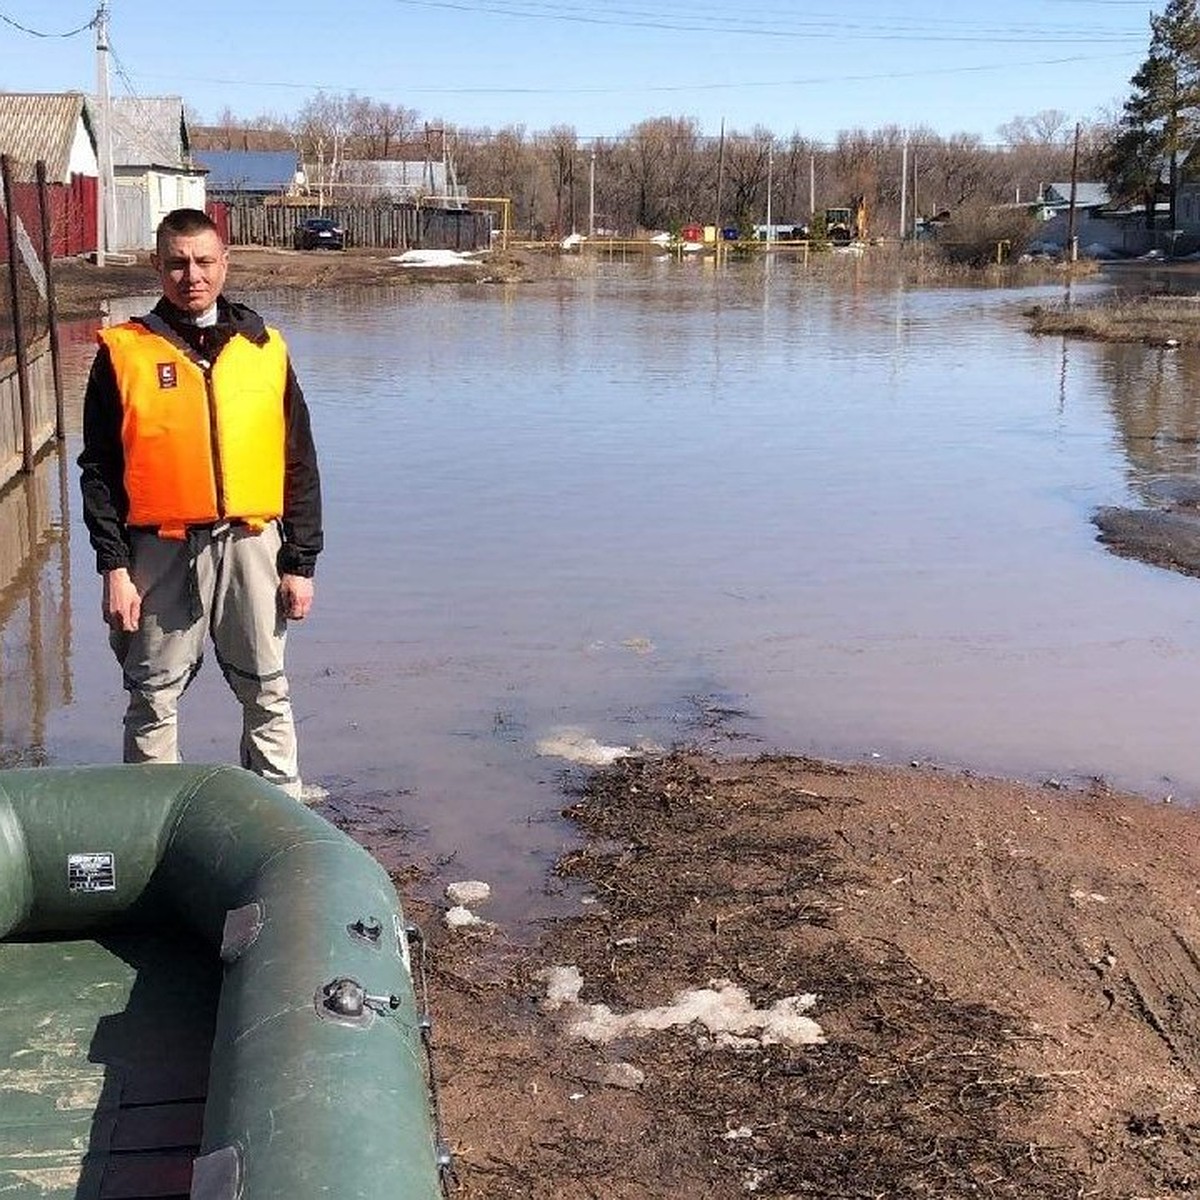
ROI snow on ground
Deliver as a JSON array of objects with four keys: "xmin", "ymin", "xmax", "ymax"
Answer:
[{"xmin": 390, "ymin": 249, "xmax": 484, "ymax": 268}]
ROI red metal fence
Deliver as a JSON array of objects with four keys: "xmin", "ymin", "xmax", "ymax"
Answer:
[{"xmin": 48, "ymin": 173, "xmax": 96, "ymax": 258}]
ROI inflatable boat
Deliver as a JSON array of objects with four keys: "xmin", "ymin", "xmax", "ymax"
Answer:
[{"xmin": 0, "ymin": 764, "xmax": 445, "ymax": 1199}]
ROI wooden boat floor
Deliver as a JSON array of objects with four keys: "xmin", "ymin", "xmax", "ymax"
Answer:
[{"xmin": 0, "ymin": 930, "xmax": 220, "ymax": 1199}]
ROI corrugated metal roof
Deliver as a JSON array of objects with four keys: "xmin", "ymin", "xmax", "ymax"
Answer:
[
  {"xmin": 340, "ymin": 159, "xmax": 449, "ymax": 197},
  {"xmin": 95, "ymin": 95, "xmax": 190, "ymax": 169},
  {"xmin": 0, "ymin": 92, "xmax": 93, "ymax": 182},
  {"xmin": 193, "ymin": 149, "xmax": 299, "ymax": 192},
  {"xmin": 1044, "ymin": 182, "xmax": 1110, "ymax": 209}
]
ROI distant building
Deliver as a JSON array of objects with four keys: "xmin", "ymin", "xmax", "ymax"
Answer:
[
  {"xmin": 193, "ymin": 149, "xmax": 302, "ymax": 202},
  {"xmin": 1030, "ymin": 182, "xmax": 1172, "ymax": 259},
  {"xmin": 94, "ymin": 95, "xmax": 205, "ymax": 251},
  {"xmin": 0, "ymin": 91, "xmax": 97, "ymax": 257},
  {"xmin": 337, "ymin": 159, "xmax": 464, "ymax": 205},
  {"xmin": 1035, "ymin": 182, "xmax": 1112, "ymax": 217}
]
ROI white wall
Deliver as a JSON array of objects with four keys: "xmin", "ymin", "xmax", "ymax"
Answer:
[
  {"xmin": 66, "ymin": 117, "xmax": 98, "ymax": 180},
  {"xmin": 112, "ymin": 170, "xmax": 207, "ymax": 250}
]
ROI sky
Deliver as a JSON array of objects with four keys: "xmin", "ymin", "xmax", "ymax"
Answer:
[{"xmin": 0, "ymin": 0, "xmax": 1155, "ymax": 144}]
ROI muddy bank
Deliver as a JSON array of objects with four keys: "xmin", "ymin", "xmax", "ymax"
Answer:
[
  {"xmin": 1027, "ymin": 286, "xmax": 1200, "ymax": 346},
  {"xmin": 1095, "ymin": 506, "xmax": 1200, "ymax": 578},
  {"xmin": 424, "ymin": 750, "xmax": 1200, "ymax": 1198},
  {"xmin": 50, "ymin": 245, "xmax": 554, "ymax": 320}
]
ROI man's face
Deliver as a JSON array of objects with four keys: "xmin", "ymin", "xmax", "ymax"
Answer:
[{"xmin": 152, "ymin": 228, "xmax": 228, "ymax": 315}]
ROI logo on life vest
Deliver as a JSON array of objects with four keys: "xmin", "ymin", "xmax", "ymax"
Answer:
[{"xmin": 157, "ymin": 362, "xmax": 177, "ymax": 388}]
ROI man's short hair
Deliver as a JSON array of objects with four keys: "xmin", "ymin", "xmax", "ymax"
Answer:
[{"xmin": 156, "ymin": 208, "xmax": 221, "ymax": 254}]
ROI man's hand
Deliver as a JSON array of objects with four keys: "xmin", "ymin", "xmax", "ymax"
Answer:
[
  {"xmin": 279, "ymin": 573, "xmax": 315, "ymax": 621},
  {"xmin": 103, "ymin": 567, "xmax": 141, "ymax": 632}
]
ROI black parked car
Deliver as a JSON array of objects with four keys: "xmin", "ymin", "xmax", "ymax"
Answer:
[{"xmin": 293, "ymin": 217, "xmax": 345, "ymax": 250}]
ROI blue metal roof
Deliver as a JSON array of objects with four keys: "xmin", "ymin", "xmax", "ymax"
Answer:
[{"xmin": 193, "ymin": 149, "xmax": 298, "ymax": 193}]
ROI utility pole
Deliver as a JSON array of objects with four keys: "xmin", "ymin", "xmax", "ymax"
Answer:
[
  {"xmin": 911, "ymin": 146, "xmax": 919, "ymax": 239},
  {"xmin": 714, "ymin": 118, "xmax": 726, "ymax": 250},
  {"xmin": 899, "ymin": 138, "xmax": 908, "ymax": 244},
  {"xmin": 809, "ymin": 152, "xmax": 815, "ymax": 220},
  {"xmin": 588, "ymin": 145, "xmax": 595, "ymax": 238},
  {"xmin": 765, "ymin": 138, "xmax": 773, "ymax": 248},
  {"xmin": 1066, "ymin": 121, "xmax": 1081, "ymax": 263},
  {"xmin": 94, "ymin": 0, "xmax": 117, "ymax": 265}
]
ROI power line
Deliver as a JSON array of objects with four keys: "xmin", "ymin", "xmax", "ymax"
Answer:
[
  {"xmin": 128, "ymin": 47, "xmax": 1139, "ymax": 104},
  {"xmin": 0, "ymin": 6, "xmax": 95, "ymax": 37},
  {"xmin": 389, "ymin": 0, "xmax": 1144, "ymax": 43}
]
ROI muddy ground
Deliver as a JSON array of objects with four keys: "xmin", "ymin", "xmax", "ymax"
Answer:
[
  {"xmin": 414, "ymin": 752, "xmax": 1200, "ymax": 1199},
  {"xmin": 57, "ymin": 246, "xmax": 1200, "ymax": 1197},
  {"xmin": 50, "ymin": 243, "xmax": 551, "ymax": 319}
]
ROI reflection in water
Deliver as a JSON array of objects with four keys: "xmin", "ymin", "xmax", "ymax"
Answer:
[
  {"xmin": 35, "ymin": 263, "xmax": 1200, "ymax": 922},
  {"xmin": 0, "ymin": 444, "xmax": 72, "ymax": 763},
  {"xmin": 1099, "ymin": 342, "xmax": 1200, "ymax": 501}
]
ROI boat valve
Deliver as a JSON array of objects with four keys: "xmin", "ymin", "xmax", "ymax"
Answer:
[
  {"xmin": 365, "ymin": 991, "xmax": 403, "ymax": 1013},
  {"xmin": 321, "ymin": 976, "xmax": 368, "ymax": 1018},
  {"xmin": 347, "ymin": 915, "xmax": 383, "ymax": 945},
  {"xmin": 317, "ymin": 976, "xmax": 403, "ymax": 1023}
]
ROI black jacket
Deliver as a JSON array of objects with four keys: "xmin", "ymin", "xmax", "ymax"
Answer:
[{"xmin": 78, "ymin": 297, "xmax": 323, "ymax": 577}]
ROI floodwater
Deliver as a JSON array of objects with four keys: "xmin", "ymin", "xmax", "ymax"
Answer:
[{"xmin": 13, "ymin": 259, "xmax": 1200, "ymax": 920}]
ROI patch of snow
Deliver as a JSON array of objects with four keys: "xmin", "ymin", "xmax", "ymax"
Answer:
[
  {"xmin": 298, "ymin": 783, "xmax": 329, "ymax": 805},
  {"xmin": 390, "ymin": 249, "xmax": 484, "ymax": 268},
  {"xmin": 542, "ymin": 965, "xmax": 585, "ymax": 1008},
  {"xmin": 535, "ymin": 727, "xmax": 635, "ymax": 766},
  {"xmin": 539, "ymin": 967, "xmax": 825, "ymax": 1048},
  {"xmin": 444, "ymin": 905, "xmax": 485, "ymax": 930},
  {"xmin": 446, "ymin": 880, "xmax": 491, "ymax": 907}
]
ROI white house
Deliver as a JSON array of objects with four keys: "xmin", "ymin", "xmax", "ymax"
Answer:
[{"xmin": 91, "ymin": 95, "xmax": 206, "ymax": 251}]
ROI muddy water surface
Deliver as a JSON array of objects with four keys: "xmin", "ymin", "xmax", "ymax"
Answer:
[{"xmin": 19, "ymin": 261, "xmax": 1200, "ymax": 920}]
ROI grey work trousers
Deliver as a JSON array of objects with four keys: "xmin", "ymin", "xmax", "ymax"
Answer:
[{"xmin": 110, "ymin": 522, "xmax": 301, "ymax": 797}]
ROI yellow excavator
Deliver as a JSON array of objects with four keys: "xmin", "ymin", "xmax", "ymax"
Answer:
[{"xmin": 824, "ymin": 195, "xmax": 868, "ymax": 245}]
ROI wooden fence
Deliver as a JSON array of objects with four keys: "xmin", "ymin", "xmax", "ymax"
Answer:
[
  {"xmin": 0, "ymin": 156, "xmax": 65, "ymax": 487},
  {"xmin": 223, "ymin": 202, "xmax": 493, "ymax": 252},
  {"xmin": 0, "ymin": 334, "xmax": 57, "ymax": 484}
]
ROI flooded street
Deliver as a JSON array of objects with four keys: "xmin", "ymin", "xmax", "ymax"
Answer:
[{"xmin": 19, "ymin": 260, "xmax": 1200, "ymax": 918}]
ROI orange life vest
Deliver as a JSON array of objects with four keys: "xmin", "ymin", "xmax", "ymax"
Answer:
[{"xmin": 99, "ymin": 322, "xmax": 288, "ymax": 539}]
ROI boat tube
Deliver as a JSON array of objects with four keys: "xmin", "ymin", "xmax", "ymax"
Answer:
[{"xmin": 0, "ymin": 764, "xmax": 445, "ymax": 1199}]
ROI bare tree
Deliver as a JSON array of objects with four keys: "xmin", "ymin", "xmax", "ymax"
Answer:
[
  {"xmin": 348, "ymin": 98, "xmax": 420, "ymax": 159},
  {"xmin": 618, "ymin": 116, "xmax": 706, "ymax": 231},
  {"xmin": 454, "ymin": 125, "xmax": 536, "ymax": 232},
  {"xmin": 294, "ymin": 92, "xmax": 355, "ymax": 206},
  {"xmin": 721, "ymin": 126, "xmax": 773, "ymax": 232},
  {"xmin": 539, "ymin": 125, "xmax": 578, "ymax": 236},
  {"xmin": 997, "ymin": 109, "xmax": 1072, "ymax": 147}
]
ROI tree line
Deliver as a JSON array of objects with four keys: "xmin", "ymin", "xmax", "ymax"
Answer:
[{"xmin": 198, "ymin": 95, "xmax": 1110, "ymax": 242}]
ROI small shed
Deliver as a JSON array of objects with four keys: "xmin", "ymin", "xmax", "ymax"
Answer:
[
  {"xmin": 94, "ymin": 95, "xmax": 206, "ymax": 251},
  {"xmin": 0, "ymin": 92, "xmax": 97, "ymax": 257}
]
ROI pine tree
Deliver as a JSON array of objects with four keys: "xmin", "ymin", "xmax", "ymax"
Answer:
[{"xmin": 1106, "ymin": 0, "xmax": 1200, "ymax": 230}]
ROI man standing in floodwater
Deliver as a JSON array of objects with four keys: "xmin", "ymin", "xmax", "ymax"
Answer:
[{"xmin": 77, "ymin": 207, "xmax": 323, "ymax": 798}]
